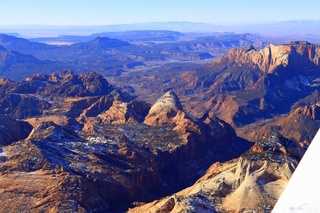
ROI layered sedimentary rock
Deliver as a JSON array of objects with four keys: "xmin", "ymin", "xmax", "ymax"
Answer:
[
  {"xmin": 0, "ymin": 73, "xmax": 252, "ymax": 212},
  {"xmin": 236, "ymin": 102, "xmax": 320, "ymax": 145},
  {"xmin": 144, "ymin": 91, "xmax": 183, "ymax": 126},
  {"xmin": 124, "ymin": 42, "xmax": 320, "ymax": 141},
  {"xmin": 129, "ymin": 133, "xmax": 305, "ymax": 213}
]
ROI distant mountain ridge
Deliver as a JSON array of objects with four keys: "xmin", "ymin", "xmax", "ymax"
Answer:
[
  {"xmin": 0, "ymin": 46, "xmax": 61, "ymax": 79},
  {"xmin": 117, "ymin": 41, "xmax": 320, "ymax": 145},
  {"xmin": 0, "ymin": 33, "xmax": 131, "ymax": 60},
  {"xmin": 0, "ymin": 32, "xmax": 267, "ymax": 80},
  {"xmin": 0, "ymin": 22, "xmax": 319, "ymax": 212},
  {"xmin": 170, "ymin": 41, "xmax": 320, "ymax": 124},
  {"xmin": 2, "ymin": 20, "xmax": 320, "ymax": 41}
]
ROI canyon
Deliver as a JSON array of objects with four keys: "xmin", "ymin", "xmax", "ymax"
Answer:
[{"xmin": 0, "ymin": 32, "xmax": 319, "ymax": 212}]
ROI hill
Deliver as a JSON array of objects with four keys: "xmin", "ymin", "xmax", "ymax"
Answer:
[{"xmin": 0, "ymin": 71, "xmax": 252, "ymax": 211}]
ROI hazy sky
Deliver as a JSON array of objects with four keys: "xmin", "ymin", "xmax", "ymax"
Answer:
[{"xmin": 0, "ymin": 0, "xmax": 319, "ymax": 26}]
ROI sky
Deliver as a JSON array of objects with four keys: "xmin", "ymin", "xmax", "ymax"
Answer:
[{"xmin": 0, "ymin": 0, "xmax": 319, "ymax": 26}]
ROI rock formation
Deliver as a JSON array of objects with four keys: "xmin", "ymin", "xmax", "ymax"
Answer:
[
  {"xmin": 129, "ymin": 133, "xmax": 304, "ymax": 213},
  {"xmin": 0, "ymin": 33, "xmax": 318, "ymax": 212},
  {"xmin": 128, "ymin": 42, "xmax": 320, "ymax": 131},
  {"xmin": 236, "ymin": 102, "xmax": 320, "ymax": 146},
  {"xmin": 0, "ymin": 74, "xmax": 252, "ymax": 212},
  {"xmin": 294, "ymin": 103, "xmax": 320, "ymax": 120},
  {"xmin": 144, "ymin": 91, "xmax": 183, "ymax": 126}
]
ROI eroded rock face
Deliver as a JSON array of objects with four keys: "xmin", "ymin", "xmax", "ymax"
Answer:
[
  {"xmin": 203, "ymin": 42, "xmax": 320, "ymax": 126},
  {"xmin": 294, "ymin": 103, "xmax": 320, "ymax": 120},
  {"xmin": 0, "ymin": 114, "xmax": 32, "ymax": 145},
  {"xmin": 213, "ymin": 42, "xmax": 320, "ymax": 74},
  {"xmin": 236, "ymin": 102, "xmax": 320, "ymax": 146},
  {"xmin": 1, "ymin": 70, "xmax": 113, "ymax": 97},
  {"xmin": 0, "ymin": 84, "xmax": 252, "ymax": 212},
  {"xmin": 0, "ymin": 121, "xmax": 163, "ymax": 212},
  {"xmin": 26, "ymin": 121, "xmax": 83, "ymax": 142},
  {"xmin": 97, "ymin": 100, "xmax": 150, "ymax": 124},
  {"xmin": 0, "ymin": 119, "xmax": 249, "ymax": 212},
  {"xmin": 0, "ymin": 71, "xmax": 114, "ymax": 121},
  {"xmin": 129, "ymin": 133, "xmax": 304, "ymax": 213},
  {"xmin": 144, "ymin": 91, "xmax": 241, "ymax": 152},
  {"xmin": 133, "ymin": 42, "xmax": 320, "ymax": 133},
  {"xmin": 37, "ymin": 70, "xmax": 114, "ymax": 97},
  {"xmin": 144, "ymin": 91, "xmax": 183, "ymax": 126}
]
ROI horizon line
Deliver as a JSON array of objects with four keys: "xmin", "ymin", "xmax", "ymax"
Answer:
[{"xmin": 0, "ymin": 19, "xmax": 319, "ymax": 28}]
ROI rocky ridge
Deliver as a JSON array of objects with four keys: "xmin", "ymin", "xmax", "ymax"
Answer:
[
  {"xmin": 0, "ymin": 71, "xmax": 252, "ymax": 212},
  {"xmin": 124, "ymin": 41, "xmax": 320, "ymax": 143},
  {"xmin": 0, "ymin": 35, "xmax": 317, "ymax": 213},
  {"xmin": 129, "ymin": 133, "xmax": 305, "ymax": 213},
  {"xmin": 236, "ymin": 102, "xmax": 320, "ymax": 145}
]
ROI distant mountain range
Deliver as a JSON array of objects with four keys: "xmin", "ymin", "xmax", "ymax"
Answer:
[
  {"xmin": 115, "ymin": 41, "xmax": 320, "ymax": 145},
  {"xmin": 0, "ymin": 28, "xmax": 320, "ymax": 212},
  {"xmin": 1, "ymin": 20, "xmax": 320, "ymax": 41},
  {"xmin": 0, "ymin": 32, "xmax": 268, "ymax": 80}
]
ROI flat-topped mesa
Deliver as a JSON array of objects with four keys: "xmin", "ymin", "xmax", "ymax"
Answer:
[
  {"xmin": 213, "ymin": 41, "xmax": 320, "ymax": 73},
  {"xmin": 144, "ymin": 91, "xmax": 184, "ymax": 126}
]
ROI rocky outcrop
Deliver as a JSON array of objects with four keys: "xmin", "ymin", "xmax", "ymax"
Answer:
[
  {"xmin": 38, "ymin": 71, "xmax": 113, "ymax": 97},
  {"xmin": 0, "ymin": 121, "xmax": 163, "ymax": 212},
  {"xmin": 144, "ymin": 91, "xmax": 183, "ymax": 126},
  {"xmin": 78, "ymin": 90, "xmax": 151, "ymax": 134},
  {"xmin": 129, "ymin": 133, "xmax": 304, "ymax": 213},
  {"xmin": 0, "ymin": 116, "xmax": 250, "ymax": 212},
  {"xmin": 236, "ymin": 102, "xmax": 320, "ymax": 145},
  {"xmin": 144, "ymin": 91, "xmax": 239, "ymax": 149},
  {"xmin": 133, "ymin": 42, "xmax": 320, "ymax": 130},
  {"xmin": 0, "ymin": 71, "xmax": 115, "ymax": 121},
  {"xmin": 82, "ymin": 99, "xmax": 151, "ymax": 133},
  {"xmin": 0, "ymin": 93, "xmax": 52, "ymax": 119},
  {"xmin": 2, "ymin": 70, "xmax": 113, "ymax": 97},
  {"xmin": 176, "ymin": 42, "xmax": 320, "ymax": 128},
  {"xmin": 213, "ymin": 42, "xmax": 320, "ymax": 73},
  {"xmin": 26, "ymin": 121, "xmax": 83, "ymax": 142},
  {"xmin": 294, "ymin": 103, "xmax": 320, "ymax": 120},
  {"xmin": 0, "ymin": 86, "xmax": 252, "ymax": 212},
  {"xmin": 97, "ymin": 100, "xmax": 150, "ymax": 124}
]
